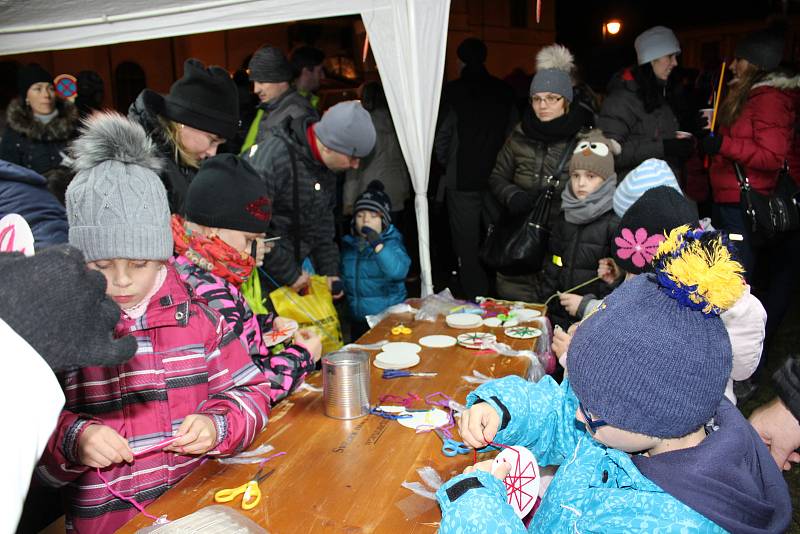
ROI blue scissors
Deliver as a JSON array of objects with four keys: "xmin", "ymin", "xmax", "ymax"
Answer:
[
  {"xmin": 433, "ymin": 428, "xmax": 470, "ymax": 457},
  {"xmin": 381, "ymin": 370, "xmax": 438, "ymax": 379}
]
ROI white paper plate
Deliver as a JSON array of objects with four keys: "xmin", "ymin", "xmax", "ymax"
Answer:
[
  {"xmin": 418, "ymin": 335, "xmax": 457, "ymax": 348},
  {"xmin": 381, "ymin": 341, "xmax": 422, "ymax": 354},
  {"xmin": 482, "ymin": 317, "xmax": 503, "ymax": 328},
  {"xmin": 0, "ymin": 213, "xmax": 35, "ymax": 256},
  {"xmin": 373, "ymin": 352, "xmax": 420, "ymax": 369},
  {"xmin": 395, "ymin": 407, "xmax": 450, "ymax": 430},
  {"xmin": 262, "ymin": 318, "xmax": 298, "ymax": 347},
  {"xmin": 446, "ymin": 313, "xmax": 483, "ymax": 329},
  {"xmin": 513, "ymin": 309, "xmax": 542, "ymax": 321},
  {"xmin": 504, "ymin": 326, "xmax": 542, "ymax": 339},
  {"xmin": 492, "ymin": 445, "xmax": 540, "ymax": 518},
  {"xmin": 456, "ymin": 332, "xmax": 497, "ymax": 349}
]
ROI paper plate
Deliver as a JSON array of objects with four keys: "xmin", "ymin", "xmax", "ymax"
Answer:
[
  {"xmin": 0, "ymin": 213, "xmax": 34, "ymax": 256},
  {"xmin": 513, "ymin": 309, "xmax": 542, "ymax": 321},
  {"xmin": 395, "ymin": 407, "xmax": 450, "ymax": 430},
  {"xmin": 492, "ymin": 445, "xmax": 540, "ymax": 518},
  {"xmin": 446, "ymin": 313, "xmax": 483, "ymax": 329},
  {"xmin": 456, "ymin": 332, "xmax": 496, "ymax": 349},
  {"xmin": 381, "ymin": 341, "xmax": 422, "ymax": 354},
  {"xmin": 373, "ymin": 352, "xmax": 420, "ymax": 370},
  {"xmin": 504, "ymin": 326, "xmax": 542, "ymax": 339},
  {"xmin": 262, "ymin": 318, "xmax": 298, "ymax": 347},
  {"xmin": 482, "ymin": 317, "xmax": 503, "ymax": 328},
  {"xmin": 418, "ymin": 335, "xmax": 457, "ymax": 348}
]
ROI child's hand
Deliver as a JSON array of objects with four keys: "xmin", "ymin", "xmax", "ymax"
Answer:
[
  {"xmin": 77, "ymin": 424, "xmax": 133, "ymax": 468},
  {"xmin": 459, "ymin": 402, "xmax": 501, "ymax": 449},
  {"xmin": 165, "ymin": 414, "xmax": 218, "ymax": 455},
  {"xmin": 597, "ymin": 258, "xmax": 621, "ymax": 285},
  {"xmin": 361, "ymin": 227, "xmax": 384, "ymax": 252},
  {"xmin": 295, "ymin": 328, "xmax": 323, "ymax": 362},
  {"xmin": 558, "ymin": 293, "xmax": 582, "ymax": 316},
  {"xmin": 552, "ymin": 326, "xmax": 572, "ymax": 361},
  {"xmin": 463, "ymin": 459, "xmax": 512, "ymax": 481},
  {"xmin": 328, "ymin": 276, "xmax": 344, "ymax": 299}
]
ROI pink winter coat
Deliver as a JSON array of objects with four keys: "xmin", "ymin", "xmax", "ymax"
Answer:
[
  {"xmin": 37, "ymin": 265, "xmax": 272, "ymax": 533},
  {"xmin": 709, "ymin": 70, "xmax": 800, "ymax": 203}
]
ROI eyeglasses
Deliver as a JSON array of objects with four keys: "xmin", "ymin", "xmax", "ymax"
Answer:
[
  {"xmin": 531, "ymin": 95, "xmax": 564, "ymax": 106},
  {"xmin": 579, "ymin": 402, "xmax": 607, "ymax": 434}
]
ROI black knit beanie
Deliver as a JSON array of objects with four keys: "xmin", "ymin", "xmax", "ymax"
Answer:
[
  {"xmin": 17, "ymin": 64, "xmax": 52, "ymax": 100},
  {"xmin": 163, "ymin": 58, "xmax": 240, "ymax": 140},
  {"xmin": 0, "ymin": 245, "xmax": 138, "ymax": 372},
  {"xmin": 735, "ymin": 30, "xmax": 784, "ymax": 71},
  {"xmin": 184, "ymin": 154, "xmax": 271, "ymax": 233},
  {"xmin": 248, "ymin": 46, "xmax": 293, "ymax": 83},
  {"xmin": 457, "ymin": 38, "xmax": 487, "ymax": 65},
  {"xmin": 354, "ymin": 180, "xmax": 392, "ymax": 229}
]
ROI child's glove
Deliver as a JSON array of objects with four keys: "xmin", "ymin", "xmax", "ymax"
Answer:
[{"xmin": 361, "ymin": 227, "xmax": 383, "ymax": 249}]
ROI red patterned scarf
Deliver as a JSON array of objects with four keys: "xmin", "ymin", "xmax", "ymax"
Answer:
[{"xmin": 171, "ymin": 215, "xmax": 255, "ymax": 286}]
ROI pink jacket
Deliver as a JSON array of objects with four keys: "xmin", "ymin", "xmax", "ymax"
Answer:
[{"xmin": 37, "ymin": 265, "xmax": 272, "ymax": 533}]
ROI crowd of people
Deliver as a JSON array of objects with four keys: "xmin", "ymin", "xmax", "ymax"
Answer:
[{"xmin": 0, "ymin": 22, "xmax": 799, "ymax": 533}]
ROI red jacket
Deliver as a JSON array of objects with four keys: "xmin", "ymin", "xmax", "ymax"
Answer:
[
  {"xmin": 709, "ymin": 71, "xmax": 800, "ymax": 203},
  {"xmin": 37, "ymin": 265, "xmax": 272, "ymax": 533}
]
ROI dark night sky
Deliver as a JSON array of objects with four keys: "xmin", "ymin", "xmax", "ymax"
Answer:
[{"xmin": 554, "ymin": 0, "xmax": 796, "ymax": 88}]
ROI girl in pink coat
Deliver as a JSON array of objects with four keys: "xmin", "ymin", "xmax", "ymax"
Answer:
[{"xmin": 37, "ymin": 113, "xmax": 272, "ymax": 533}]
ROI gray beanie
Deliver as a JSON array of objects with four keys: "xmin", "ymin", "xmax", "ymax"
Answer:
[
  {"xmin": 248, "ymin": 46, "xmax": 293, "ymax": 83},
  {"xmin": 635, "ymin": 26, "xmax": 681, "ymax": 65},
  {"xmin": 735, "ymin": 30, "xmax": 784, "ymax": 71},
  {"xmin": 529, "ymin": 68, "xmax": 573, "ymax": 102},
  {"xmin": 314, "ymin": 101, "xmax": 376, "ymax": 158},
  {"xmin": 66, "ymin": 112, "xmax": 172, "ymax": 262}
]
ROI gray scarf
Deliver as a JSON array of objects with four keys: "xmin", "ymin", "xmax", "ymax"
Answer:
[{"xmin": 561, "ymin": 174, "xmax": 616, "ymax": 224}]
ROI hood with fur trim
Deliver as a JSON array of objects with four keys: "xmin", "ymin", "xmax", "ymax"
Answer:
[
  {"xmin": 5, "ymin": 97, "xmax": 79, "ymax": 142},
  {"xmin": 751, "ymin": 69, "xmax": 800, "ymax": 92}
]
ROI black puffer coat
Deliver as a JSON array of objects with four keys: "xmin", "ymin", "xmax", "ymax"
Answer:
[
  {"xmin": 534, "ymin": 210, "xmax": 620, "ymax": 329},
  {"xmin": 128, "ymin": 89, "xmax": 197, "ymax": 213},
  {"xmin": 0, "ymin": 98, "xmax": 79, "ymax": 174}
]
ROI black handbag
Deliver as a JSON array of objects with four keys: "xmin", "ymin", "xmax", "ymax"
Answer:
[
  {"xmin": 480, "ymin": 140, "xmax": 576, "ymax": 275},
  {"xmin": 733, "ymin": 160, "xmax": 800, "ymax": 245}
]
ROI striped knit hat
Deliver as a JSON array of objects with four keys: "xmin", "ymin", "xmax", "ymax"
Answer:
[
  {"xmin": 614, "ymin": 158, "xmax": 682, "ymax": 217},
  {"xmin": 354, "ymin": 180, "xmax": 392, "ymax": 229}
]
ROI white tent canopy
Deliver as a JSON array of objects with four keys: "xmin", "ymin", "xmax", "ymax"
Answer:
[{"xmin": 0, "ymin": 0, "xmax": 449, "ymax": 296}]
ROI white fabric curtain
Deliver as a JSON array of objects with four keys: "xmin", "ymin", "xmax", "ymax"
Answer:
[{"xmin": 0, "ymin": 0, "xmax": 450, "ymax": 296}]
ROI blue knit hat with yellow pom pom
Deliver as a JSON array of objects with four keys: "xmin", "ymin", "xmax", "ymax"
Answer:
[{"xmin": 568, "ymin": 225, "xmax": 745, "ymax": 438}]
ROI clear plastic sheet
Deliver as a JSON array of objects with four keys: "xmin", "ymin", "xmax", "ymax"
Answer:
[
  {"xmin": 365, "ymin": 304, "xmax": 419, "ymax": 328},
  {"xmin": 135, "ymin": 505, "xmax": 267, "ymax": 533},
  {"xmin": 400, "ymin": 466, "xmax": 444, "ymax": 501},
  {"xmin": 216, "ymin": 444, "xmax": 275, "ymax": 465},
  {"xmin": 414, "ymin": 288, "xmax": 477, "ymax": 322}
]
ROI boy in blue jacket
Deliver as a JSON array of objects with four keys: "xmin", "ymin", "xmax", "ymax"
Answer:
[
  {"xmin": 436, "ymin": 227, "xmax": 791, "ymax": 533},
  {"xmin": 341, "ymin": 180, "xmax": 410, "ymax": 339}
]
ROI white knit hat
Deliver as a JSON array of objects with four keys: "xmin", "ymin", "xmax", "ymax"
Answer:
[{"xmin": 635, "ymin": 26, "xmax": 681, "ymax": 65}]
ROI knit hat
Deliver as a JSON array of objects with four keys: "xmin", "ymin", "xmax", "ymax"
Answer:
[
  {"xmin": 354, "ymin": 180, "xmax": 392, "ymax": 229},
  {"xmin": 569, "ymin": 130, "xmax": 615, "ymax": 180},
  {"xmin": 457, "ymin": 38, "xmax": 487, "ymax": 65},
  {"xmin": 635, "ymin": 26, "xmax": 681, "ymax": 65},
  {"xmin": 735, "ymin": 30, "xmax": 784, "ymax": 71},
  {"xmin": 0, "ymin": 245, "xmax": 138, "ymax": 372},
  {"xmin": 290, "ymin": 46, "xmax": 326, "ymax": 76},
  {"xmin": 249, "ymin": 46, "xmax": 293, "ymax": 83},
  {"xmin": 569, "ymin": 226, "xmax": 743, "ymax": 439},
  {"xmin": 314, "ymin": 101, "xmax": 376, "ymax": 158},
  {"xmin": 614, "ymin": 186, "xmax": 698, "ymax": 274},
  {"xmin": 614, "ymin": 158, "xmax": 682, "ymax": 217},
  {"xmin": 17, "ymin": 63, "xmax": 52, "ymax": 100},
  {"xmin": 162, "ymin": 59, "xmax": 239, "ymax": 140},
  {"xmin": 529, "ymin": 68, "xmax": 573, "ymax": 101},
  {"xmin": 66, "ymin": 112, "xmax": 172, "ymax": 262},
  {"xmin": 185, "ymin": 154, "xmax": 271, "ymax": 233}
]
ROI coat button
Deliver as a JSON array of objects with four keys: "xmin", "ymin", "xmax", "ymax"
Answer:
[{"xmin": 175, "ymin": 310, "xmax": 185, "ymax": 321}]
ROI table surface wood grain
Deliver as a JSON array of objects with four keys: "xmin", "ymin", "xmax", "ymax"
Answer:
[{"xmin": 119, "ymin": 308, "xmax": 543, "ymax": 533}]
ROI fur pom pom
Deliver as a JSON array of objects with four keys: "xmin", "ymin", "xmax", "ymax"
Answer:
[
  {"xmin": 536, "ymin": 44, "xmax": 575, "ymax": 73},
  {"xmin": 70, "ymin": 111, "xmax": 162, "ymax": 173},
  {"xmin": 652, "ymin": 225, "xmax": 745, "ymax": 316}
]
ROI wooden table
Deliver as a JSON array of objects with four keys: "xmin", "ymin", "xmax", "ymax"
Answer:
[{"xmin": 119, "ymin": 309, "xmax": 542, "ymax": 533}]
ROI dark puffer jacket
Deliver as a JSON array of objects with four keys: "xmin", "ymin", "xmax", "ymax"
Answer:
[
  {"xmin": 128, "ymin": 89, "xmax": 197, "ymax": 213},
  {"xmin": 534, "ymin": 210, "xmax": 620, "ymax": 329},
  {"xmin": 0, "ymin": 98, "xmax": 79, "ymax": 174},
  {"xmin": 244, "ymin": 116, "xmax": 339, "ymax": 287},
  {"xmin": 254, "ymin": 88, "xmax": 318, "ymax": 146},
  {"xmin": 597, "ymin": 69, "xmax": 681, "ymax": 180}
]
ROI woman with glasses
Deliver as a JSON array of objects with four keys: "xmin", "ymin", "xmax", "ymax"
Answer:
[
  {"xmin": 598, "ymin": 26, "xmax": 693, "ymax": 182},
  {"xmin": 487, "ymin": 60, "xmax": 591, "ymax": 302},
  {"xmin": 128, "ymin": 59, "xmax": 239, "ymax": 213}
]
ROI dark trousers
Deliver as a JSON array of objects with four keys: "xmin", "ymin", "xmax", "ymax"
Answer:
[{"xmin": 446, "ymin": 189, "xmax": 489, "ymax": 299}]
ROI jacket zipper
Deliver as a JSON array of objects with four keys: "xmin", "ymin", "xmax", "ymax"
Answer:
[{"xmin": 566, "ymin": 225, "xmax": 584, "ymax": 292}]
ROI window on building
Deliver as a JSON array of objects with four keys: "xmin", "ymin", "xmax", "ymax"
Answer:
[{"xmin": 510, "ymin": 0, "xmax": 528, "ymax": 28}]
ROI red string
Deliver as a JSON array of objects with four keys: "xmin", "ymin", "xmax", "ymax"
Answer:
[{"xmin": 479, "ymin": 430, "xmax": 537, "ymax": 513}]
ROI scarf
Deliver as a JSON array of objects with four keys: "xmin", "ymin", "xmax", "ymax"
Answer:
[
  {"xmin": 33, "ymin": 109, "xmax": 58, "ymax": 125},
  {"xmin": 520, "ymin": 104, "xmax": 588, "ymax": 144},
  {"xmin": 560, "ymin": 174, "xmax": 616, "ymax": 224},
  {"xmin": 121, "ymin": 265, "xmax": 167, "ymax": 320},
  {"xmin": 171, "ymin": 215, "xmax": 255, "ymax": 286}
]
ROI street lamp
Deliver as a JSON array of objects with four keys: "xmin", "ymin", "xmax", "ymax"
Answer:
[{"xmin": 603, "ymin": 20, "xmax": 622, "ymax": 37}]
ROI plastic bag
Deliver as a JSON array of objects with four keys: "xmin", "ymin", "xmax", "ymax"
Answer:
[
  {"xmin": 365, "ymin": 303, "xmax": 419, "ymax": 329},
  {"xmin": 135, "ymin": 505, "xmax": 267, "ymax": 533},
  {"xmin": 269, "ymin": 275, "xmax": 342, "ymax": 355},
  {"xmin": 415, "ymin": 288, "xmax": 475, "ymax": 322},
  {"xmin": 240, "ymin": 269, "xmax": 270, "ymax": 316},
  {"xmin": 401, "ymin": 466, "xmax": 444, "ymax": 500}
]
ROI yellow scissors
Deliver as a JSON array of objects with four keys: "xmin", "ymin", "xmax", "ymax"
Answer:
[
  {"xmin": 214, "ymin": 468, "xmax": 274, "ymax": 510},
  {"xmin": 391, "ymin": 324, "xmax": 412, "ymax": 335}
]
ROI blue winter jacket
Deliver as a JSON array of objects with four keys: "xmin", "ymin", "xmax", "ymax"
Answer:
[
  {"xmin": 437, "ymin": 375, "xmax": 791, "ymax": 533},
  {"xmin": 341, "ymin": 225, "xmax": 410, "ymax": 319},
  {"xmin": 0, "ymin": 159, "xmax": 68, "ymax": 247}
]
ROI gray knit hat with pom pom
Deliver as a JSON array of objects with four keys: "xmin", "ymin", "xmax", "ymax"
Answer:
[{"xmin": 66, "ymin": 112, "xmax": 172, "ymax": 262}]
